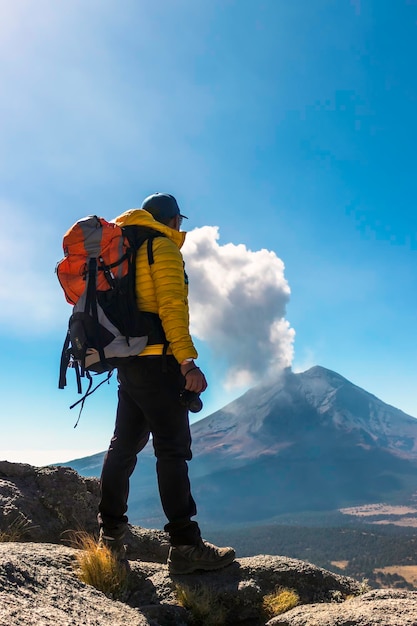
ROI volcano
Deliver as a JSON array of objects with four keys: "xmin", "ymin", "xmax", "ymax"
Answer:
[{"xmin": 63, "ymin": 366, "xmax": 417, "ymax": 526}]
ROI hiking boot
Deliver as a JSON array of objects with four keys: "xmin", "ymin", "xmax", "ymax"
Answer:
[
  {"xmin": 167, "ymin": 539, "xmax": 235, "ymax": 575},
  {"xmin": 98, "ymin": 527, "xmax": 130, "ymax": 570}
]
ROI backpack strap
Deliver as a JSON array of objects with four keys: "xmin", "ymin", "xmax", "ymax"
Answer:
[
  {"xmin": 85, "ymin": 257, "xmax": 107, "ymax": 370},
  {"xmin": 74, "ymin": 359, "xmax": 83, "ymax": 395},
  {"xmin": 145, "ymin": 234, "xmax": 170, "ymax": 371},
  {"xmin": 70, "ymin": 371, "xmax": 113, "ymax": 428},
  {"xmin": 147, "ymin": 236, "xmax": 155, "ymax": 264},
  {"xmin": 121, "ymin": 225, "xmax": 168, "ymax": 345},
  {"xmin": 58, "ymin": 330, "xmax": 71, "ymax": 390}
]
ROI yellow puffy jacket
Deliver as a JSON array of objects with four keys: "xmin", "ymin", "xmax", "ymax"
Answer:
[{"xmin": 113, "ymin": 209, "xmax": 198, "ymax": 364}]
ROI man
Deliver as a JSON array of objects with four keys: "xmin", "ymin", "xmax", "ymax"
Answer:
[{"xmin": 98, "ymin": 193, "xmax": 235, "ymax": 574}]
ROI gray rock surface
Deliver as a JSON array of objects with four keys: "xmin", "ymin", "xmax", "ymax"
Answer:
[
  {"xmin": 0, "ymin": 460, "xmax": 169, "ymax": 561},
  {"xmin": 0, "ymin": 461, "xmax": 100, "ymax": 542},
  {"xmin": 266, "ymin": 589, "xmax": 417, "ymax": 626},
  {"xmin": 2, "ymin": 460, "xmax": 417, "ymax": 625},
  {"xmin": 0, "ymin": 541, "xmax": 362, "ymax": 626},
  {"xmin": 0, "ymin": 542, "xmax": 151, "ymax": 626}
]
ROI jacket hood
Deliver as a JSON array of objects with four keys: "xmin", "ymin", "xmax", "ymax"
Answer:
[{"xmin": 113, "ymin": 209, "xmax": 186, "ymax": 249}]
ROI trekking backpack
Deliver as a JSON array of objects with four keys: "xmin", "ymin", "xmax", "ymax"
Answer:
[{"xmin": 56, "ymin": 215, "xmax": 164, "ymax": 421}]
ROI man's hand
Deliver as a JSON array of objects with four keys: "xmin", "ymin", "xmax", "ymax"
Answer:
[{"xmin": 180, "ymin": 361, "xmax": 208, "ymax": 394}]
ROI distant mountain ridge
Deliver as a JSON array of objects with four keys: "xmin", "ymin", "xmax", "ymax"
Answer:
[{"xmin": 63, "ymin": 366, "xmax": 417, "ymax": 527}]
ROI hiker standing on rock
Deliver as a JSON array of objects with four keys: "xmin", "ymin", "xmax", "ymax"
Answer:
[{"xmin": 97, "ymin": 193, "xmax": 235, "ymax": 574}]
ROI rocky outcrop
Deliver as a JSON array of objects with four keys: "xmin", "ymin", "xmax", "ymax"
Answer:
[
  {"xmin": 0, "ymin": 541, "xmax": 361, "ymax": 626},
  {"xmin": 268, "ymin": 589, "xmax": 417, "ymax": 626},
  {"xmin": 1, "ymin": 460, "xmax": 417, "ymax": 625},
  {"xmin": 0, "ymin": 542, "xmax": 151, "ymax": 626},
  {"xmin": 0, "ymin": 461, "xmax": 100, "ymax": 542},
  {"xmin": 0, "ymin": 460, "xmax": 169, "ymax": 561},
  {"xmin": 2, "ymin": 542, "xmax": 417, "ymax": 626}
]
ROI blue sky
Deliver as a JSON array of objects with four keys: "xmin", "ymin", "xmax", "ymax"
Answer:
[{"xmin": 1, "ymin": 0, "xmax": 416, "ymax": 466}]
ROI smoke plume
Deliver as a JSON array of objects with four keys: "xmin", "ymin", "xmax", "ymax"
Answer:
[{"xmin": 182, "ymin": 226, "xmax": 295, "ymax": 389}]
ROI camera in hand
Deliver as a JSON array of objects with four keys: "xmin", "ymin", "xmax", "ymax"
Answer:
[{"xmin": 179, "ymin": 390, "xmax": 203, "ymax": 413}]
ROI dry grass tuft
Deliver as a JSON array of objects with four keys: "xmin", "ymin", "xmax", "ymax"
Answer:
[
  {"xmin": 71, "ymin": 532, "xmax": 129, "ymax": 598},
  {"xmin": 0, "ymin": 514, "xmax": 34, "ymax": 542},
  {"xmin": 262, "ymin": 587, "xmax": 300, "ymax": 618},
  {"xmin": 175, "ymin": 583, "xmax": 228, "ymax": 625}
]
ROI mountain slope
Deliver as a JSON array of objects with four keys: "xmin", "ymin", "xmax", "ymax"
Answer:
[
  {"xmin": 63, "ymin": 366, "xmax": 417, "ymax": 526},
  {"xmin": 191, "ymin": 366, "xmax": 417, "ymax": 467}
]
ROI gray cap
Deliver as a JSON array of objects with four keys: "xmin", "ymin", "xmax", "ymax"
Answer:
[{"xmin": 141, "ymin": 193, "xmax": 188, "ymax": 222}]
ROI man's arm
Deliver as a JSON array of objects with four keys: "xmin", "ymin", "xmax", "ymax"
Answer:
[{"xmin": 150, "ymin": 238, "xmax": 207, "ymax": 393}]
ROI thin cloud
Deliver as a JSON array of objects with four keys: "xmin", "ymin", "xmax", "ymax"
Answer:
[
  {"xmin": 183, "ymin": 226, "xmax": 295, "ymax": 388},
  {"xmin": 0, "ymin": 202, "xmax": 67, "ymax": 333}
]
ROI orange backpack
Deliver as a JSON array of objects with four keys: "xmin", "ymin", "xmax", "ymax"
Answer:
[
  {"xmin": 56, "ymin": 215, "xmax": 164, "ymax": 421},
  {"xmin": 57, "ymin": 216, "xmax": 130, "ymax": 305}
]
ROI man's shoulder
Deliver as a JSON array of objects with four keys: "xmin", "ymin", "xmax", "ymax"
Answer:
[{"xmin": 152, "ymin": 233, "xmax": 182, "ymax": 253}]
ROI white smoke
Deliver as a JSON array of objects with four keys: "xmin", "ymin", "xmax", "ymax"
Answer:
[{"xmin": 182, "ymin": 226, "xmax": 295, "ymax": 389}]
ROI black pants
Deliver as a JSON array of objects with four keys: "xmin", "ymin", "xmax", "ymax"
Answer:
[{"xmin": 98, "ymin": 356, "xmax": 201, "ymax": 545}]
